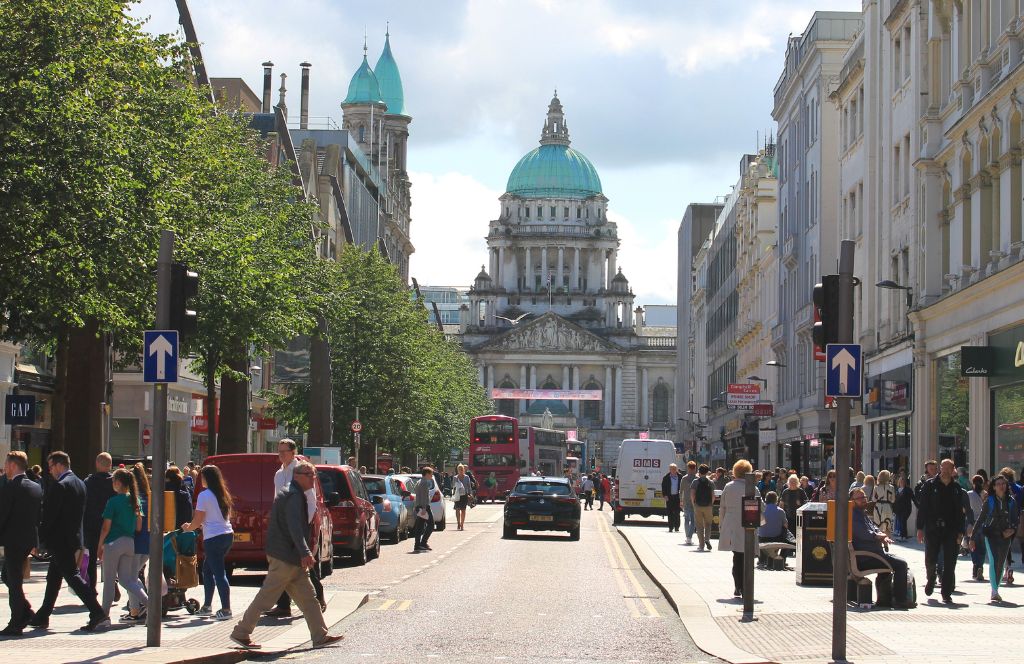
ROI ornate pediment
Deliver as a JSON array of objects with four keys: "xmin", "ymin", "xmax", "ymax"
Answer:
[{"xmin": 480, "ymin": 313, "xmax": 620, "ymax": 353}]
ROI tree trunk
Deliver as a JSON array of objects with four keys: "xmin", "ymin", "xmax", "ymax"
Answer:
[
  {"xmin": 308, "ymin": 315, "xmax": 332, "ymax": 446},
  {"xmin": 217, "ymin": 343, "xmax": 249, "ymax": 454},
  {"xmin": 63, "ymin": 321, "xmax": 105, "ymax": 475},
  {"xmin": 205, "ymin": 350, "xmax": 219, "ymax": 457}
]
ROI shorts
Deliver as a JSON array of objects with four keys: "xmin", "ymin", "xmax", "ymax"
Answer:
[{"xmin": 455, "ymin": 497, "xmax": 468, "ymax": 510}]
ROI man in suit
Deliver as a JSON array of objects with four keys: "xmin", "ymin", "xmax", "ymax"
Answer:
[
  {"xmin": 83, "ymin": 452, "xmax": 115, "ymax": 592},
  {"xmin": 30, "ymin": 451, "xmax": 108, "ymax": 631},
  {"xmin": 661, "ymin": 463, "xmax": 683, "ymax": 533},
  {"xmin": 0, "ymin": 450, "xmax": 43, "ymax": 635}
]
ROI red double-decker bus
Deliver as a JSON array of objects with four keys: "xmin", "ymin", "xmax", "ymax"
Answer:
[{"xmin": 469, "ymin": 415, "xmax": 520, "ymax": 497}]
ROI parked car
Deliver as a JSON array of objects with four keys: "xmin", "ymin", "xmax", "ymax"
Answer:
[
  {"xmin": 316, "ymin": 465, "xmax": 380, "ymax": 565},
  {"xmin": 394, "ymin": 474, "xmax": 447, "ymax": 531},
  {"xmin": 361, "ymin": 474, "xmax": 412, "ymax": 543},
  {"xmin": 504, "ymin": 476, "xmax": 581, "ymax": 540},
  {"xmin": 199, "ymin": 453, "xmax": 335, "ymax": 577}
]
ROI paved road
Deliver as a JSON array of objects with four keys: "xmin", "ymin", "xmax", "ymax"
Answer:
[{"xmin": 250, "ymin": 504, "xmax": 715, "ymax": 663}]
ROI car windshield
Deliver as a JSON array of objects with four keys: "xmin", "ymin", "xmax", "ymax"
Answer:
[
  {"xmin": 514, "ymin": 482, "xmax": 571, "ymax": 496},
  {"xmin": 363, "ymin": 478, "xmax": 386, "ymax": 495}
]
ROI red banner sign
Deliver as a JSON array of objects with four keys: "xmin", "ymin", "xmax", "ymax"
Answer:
[{"xmin": 752, "ymin": 403, "xmax": 774, "ymax": 417}]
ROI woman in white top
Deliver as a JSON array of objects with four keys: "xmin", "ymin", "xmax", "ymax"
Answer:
[{"xmin": 182, "ymin": 465, "xmax": 234, "ymax": 619}]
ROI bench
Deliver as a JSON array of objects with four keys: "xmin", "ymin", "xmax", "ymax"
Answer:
[
  {"xmin": 758, "ymin": 542, "xmax": 796, "ymax": 570},
  {"xmin": 847, "ymin": 542, "xmax": 893, "ymax": 608}
]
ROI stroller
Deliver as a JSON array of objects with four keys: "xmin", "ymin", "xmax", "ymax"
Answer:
[{"xmin": 162, "ymin": 529, "xmax": 200, "ymax": 615}]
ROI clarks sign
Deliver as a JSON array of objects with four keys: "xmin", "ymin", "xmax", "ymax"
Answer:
[
  {"xmin": 960, "ymin": 346, "xmax": 995, "ymax": 376},
  {"xmin": 965, "ymin": 324, "xmax": 1024, "ymax": 384}
]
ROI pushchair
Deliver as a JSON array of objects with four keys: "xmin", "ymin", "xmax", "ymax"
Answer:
[{"xmin": 162, "ymin": 529, "xmax": 200, "ymax": 615}]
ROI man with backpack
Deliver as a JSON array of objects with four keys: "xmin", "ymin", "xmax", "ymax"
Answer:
[{"xmin": 691, "ymin": 464, "xmax": 715, "ymax": 551}]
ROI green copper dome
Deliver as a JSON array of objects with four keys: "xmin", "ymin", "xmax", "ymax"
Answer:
[
  {"xmin": 343, "ymin": 53, "xmax": 385, "ymax": 106},
  {"xmin": 505, "ymin": 94, "xmax": 602, "ymax": 199},
  {"xmin": 506, "ymin": 145, "xmax": 603, "ymax": 199},
  {"xmin": 373, "ymin": 33, "xmax": 405, "ymax": 116}
]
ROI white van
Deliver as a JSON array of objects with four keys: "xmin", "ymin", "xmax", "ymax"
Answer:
[{"xmin": 613, "ymin": 438, "xmax": 678, "ymax": 524}]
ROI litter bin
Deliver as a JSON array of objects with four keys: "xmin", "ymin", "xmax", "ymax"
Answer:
[
  {"xmin": 710, "ymin": 490, "xmax": 722, "ymax": 539},
  {"xmin": 795, "ymin": 502, "xmax": 832, "ymax": 586}
]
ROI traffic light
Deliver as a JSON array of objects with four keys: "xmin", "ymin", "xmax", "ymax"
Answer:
[
  {"xmin": 170, "ymin": 262, "xmax": 199, "ymax": 336},
  {"xmin": 812, "ymin": 275, "xmax": 840, "ymax": 349}
]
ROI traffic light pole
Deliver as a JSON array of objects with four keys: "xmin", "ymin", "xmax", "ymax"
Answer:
[
  {"xmin": 831, "ymin": 239, "xmax": 855, "ymax": 662},
  {"xmin": 147, "ymin": 230, "xmax": 173, "ymax": 647}
]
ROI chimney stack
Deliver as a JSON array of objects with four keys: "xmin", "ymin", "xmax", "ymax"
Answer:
[
  {"xmin": 300, "ymin": 62, "xmax": 311, "ymax": 130},
  {"xmin": 278, "ymin": 72, "xmax": 288, "ymax": 117},
  {"xmin": 261, "ymin": 61, "xmax": 274, "ymax": 113}
]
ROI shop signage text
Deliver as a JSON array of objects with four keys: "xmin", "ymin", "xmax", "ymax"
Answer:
[{"xmin": 5, "ymin": 395, "xmax": 35, "ymax": 426}]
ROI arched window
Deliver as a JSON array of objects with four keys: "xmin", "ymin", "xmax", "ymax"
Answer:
[
  {"xmin": 358, "ymin": 125, "xmax": 365, "ymax": 143},
  {"xmin": 652, "ymin": 380, "xmax": 669, "ymax": 424},
  {"xmin": 582, "ymin": 378, "xmax": 601, "ymax": 423},
  {"xmin": 496, "ymin": 377, "xmax": 517, "ymax": 418}
]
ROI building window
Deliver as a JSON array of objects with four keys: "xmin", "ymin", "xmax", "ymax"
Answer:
[
  {"xmin": 525, "ymin": 206, "xmax": 530, "ymax": 219},
  {"xmin": 902, "ymin": 25, "xmax": 911, "ymax": 82},
  {"xmin": 537, "ymin": 206, "xmax": 542, "ymax": 218},
  {"xmin": 652, "ymin": 381, "xmax": 669, "ymax": 423},
  {"xmin": 576, "ymin": 207, "xmax": 581, "ymax": 219},
  {"xmin": 358, "ymin": 125, "xmax": 365, "ymax": 143},
  {"xmin": 582, "ymin": 380, "xmax": 602, "ymax": 423},
  {"xmin": 497, "ymin": 378, "xmax": 517, "ymax": 418},
  {"xmin": 894, "ymin": 34, "xmax": 902, "ymax": 88},
  {"xmin": 550, "ymin": 206, "xmax": 556, "ymax": 218},
  {"xmin": 564, "ymin": 206, "xmax": 569, "ymax": 219}
]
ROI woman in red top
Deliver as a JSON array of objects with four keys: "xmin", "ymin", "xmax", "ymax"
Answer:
[{"xmin": 599, "ymin": 475, "xmax": 612, "ymax": 510}]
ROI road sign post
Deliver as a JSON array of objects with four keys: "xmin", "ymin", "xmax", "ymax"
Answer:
[{"xmin": 831, "ymin": 239, "xmax": 856, "ymax": 662}]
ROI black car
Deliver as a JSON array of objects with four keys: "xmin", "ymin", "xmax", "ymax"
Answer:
[{"xmin": 503, "ymin": 477, "xmax": 581, "ymax": 540}]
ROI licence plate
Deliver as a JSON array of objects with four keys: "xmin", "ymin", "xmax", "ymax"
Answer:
[
  {"xmin": 529, "ymin": 515, "xmax": 554, "ymax": 522},
  {"xmin": 233, "ymin": 532, "xmax": 252, "ymax": 543}
]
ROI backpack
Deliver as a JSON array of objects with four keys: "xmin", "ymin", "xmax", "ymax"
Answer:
[{"xmin": 694, "ymin": 477, "xmax": 713, "ymax": 507}]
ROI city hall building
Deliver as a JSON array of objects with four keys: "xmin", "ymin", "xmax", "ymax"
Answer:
[{"xmin": 456, "ymin": 95, "xmax": 678, "ymax": 467}]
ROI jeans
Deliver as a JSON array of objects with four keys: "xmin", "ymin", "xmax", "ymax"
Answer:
[
  {"xmin": 666, "ymin": 494, "xmax": 681, "ymax": 531},
  {"xmin": 3, "ymin": 546, "xmax": 32, "ymax": 627},
  {"xmin": 84, "ymin": 532, "xmax": 100, "ymax": 591},
  {"xmin": 101, "ymin": 536, "xmax": 147, "ymax": 615},
  {"xmin": 731, "ymin": 552, "xmax": 745, "ymax": 593},
  {"xmin": 986, "ymin": 534, "xmax": 1013, "ymax": 593},
  {"xmin": 970, "ymin": 531, "xmax": 987, "ymax": 571},
  {"xmin": 683, "ymin": 504, "xmax": 696, "ymax": 539},
  {"xmin": 36, "ymin": 546, "xmax": 104, "ymax": 621},
  {"xmin": 413, "ymin": 507, "xmax": 435, "ymax": 548},
  {"xmin": 924, "ymin": 529, "xmax": 960, "ymax": 597},
  {"xmin": 694, "ymin": 505, "xmax": 713, "ymax": 546},
  {"xmin": 202, "ymin": 533, "xmax": 233, "ymax": 610},
  {"xmin": 231, "ymin": 556, "xmax": 327, "ymax": 645}
]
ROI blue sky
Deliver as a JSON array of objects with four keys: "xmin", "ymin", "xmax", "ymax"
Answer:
[{"xmin": 134, "ymin": 0, "xmax": 860, "ymax": 305}]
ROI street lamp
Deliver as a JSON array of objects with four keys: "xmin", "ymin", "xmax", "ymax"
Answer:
[
  {"xmin": 875, "ymin": 279, "xmax": 913, "ymax": 309},
  {"xmin": 765, "ymin": 360, "xmax": 786, "ymax": 368}
]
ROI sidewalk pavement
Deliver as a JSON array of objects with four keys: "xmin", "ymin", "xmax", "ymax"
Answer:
[
  {"xmin": 616, "ymin": 517, "xmax": 1020, "ymax": 664},
  {"xmin": 0, "ymin": 560, "xmax": 367, "ymax": 663}
]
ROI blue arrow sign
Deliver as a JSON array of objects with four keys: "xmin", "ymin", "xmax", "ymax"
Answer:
[
  {"xmin": 825, "ymin": 343, "xmax": 861, "ymax": 398},
  {"xmin": 143, "ymin": 330, "xmax": 179, "ymax": 383}
]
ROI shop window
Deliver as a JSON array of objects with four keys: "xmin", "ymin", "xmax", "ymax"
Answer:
[
  {"xmin": 936, "ymin": 351, "xmax": 970, "ymax": 468},
  {"xmin": 993, "ymin": 383, "xmax": 1024, "ymax": 473}
]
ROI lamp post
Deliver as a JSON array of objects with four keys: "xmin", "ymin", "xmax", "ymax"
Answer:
[{"xmin": 875, "ymin": 279, "xmax": 913, "ymax": 309}]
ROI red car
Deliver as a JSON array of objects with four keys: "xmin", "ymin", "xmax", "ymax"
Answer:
[
  {"xmin": 316, "ymin": 464, "xmax": 381, "ymax": 565},
  {"xmin": 198, "ymin": 454, "xmax": 335, "ymax": 577}
]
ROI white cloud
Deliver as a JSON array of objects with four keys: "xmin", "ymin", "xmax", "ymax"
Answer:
[
  {"xmin": 408, "ymin": 170, "xmax": 499, "ymax": 287},
  {"xmin": 609, "ymin": 210, "xmax": 678, "ymax": 306}
]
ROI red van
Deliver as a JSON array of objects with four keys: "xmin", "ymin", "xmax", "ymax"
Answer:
[
  {"xmin": 316, "ymin": 465, "xmax": 380, "ymax": 566},
  {"xmin": 198, "ymin": 454, "xmax": 335, "ymax": 577}
]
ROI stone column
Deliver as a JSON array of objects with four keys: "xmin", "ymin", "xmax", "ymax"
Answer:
[
  {"xmin": 497, "ymin": 245, "xmax": 505, "ymax": 288},
  {"xmin": 489, "ymin": 248, "xmax": 497, "ymax": 281},
  {"xmin": 478, "ymin": 364, "xmax": 485, "ymax": 387},
  {"xmin": 520, "ymin": 365, "xmax": 528, "ymax": 413},
  {"xmin": 604, "ymin": 366, "xmax": 613, "ymax": 426},
  {"xmin": 572, "ymin": 248, "xmax": 580, "ymax": 292},
  {"xmin": 541, "ymin": 246, "xmax": 549, "ymax": 286},
  {"xmin": 641, "ymin": 368, "xmax": 649, "ymax": 427},
  {"xmin": 530, "ymin": 365, "xmax": 537, "ymax": 390},
  {"xmin": 509, "ymin": 248, "xmax": 519, "ymax": 291},
  {"xmin": 562, "ymin": 365, "xmax": 570, "ymax": 411},
  {"xmin": 557, "ymin": 247, "xmax": 564, "ymax": 290},
  {"xmin": 486, "ymin": 365, "xmax": 495, "ymax": 392},
  {"xmin": 525, "ymin": 246, "xmax": 533, "ymax": 291},
  {"xmin": 608, "ymin": 250, "xmax": 617, "ymax": 288},
  {"xmin": 572, "ymin": 366, "xmax": 581, "ymax": 417},
  {"xmin": 615, "ymin": 365, "xmax": 623, "ymax": 425}
]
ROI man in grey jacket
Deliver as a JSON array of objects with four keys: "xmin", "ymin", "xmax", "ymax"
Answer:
[
  {"xmin": 412, "ymin": 467, "xmax": 435, "ymax": 552},
  {"xmin": 230, "ymin": 461, "xmax": 342, "ymax": 650}
]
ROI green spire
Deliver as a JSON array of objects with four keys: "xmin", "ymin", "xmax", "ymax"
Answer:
[
  {"xmin": 343, "ymin": 40, "xmax": 385, "ymax": 107},
  {"xmin": 373, "ymin": 29, "xmax": 406, "ymax": 116}
]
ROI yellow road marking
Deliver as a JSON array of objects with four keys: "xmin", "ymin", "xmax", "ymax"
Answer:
[
  {"xmin": 599, "ymin": 515, "xmax": 660, "ymax": 617},
  {"xmin": 396, "ymin": 600, "xmax": 412, "ymax": 611},
  {"xmin": 372, "ymin": 599, "xmax": 395, "ymax": 611}
]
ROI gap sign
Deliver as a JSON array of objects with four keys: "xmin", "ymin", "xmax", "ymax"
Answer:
[{"xmin": 5, "ymin": 395, "xmax": 35, "ymax": 425}]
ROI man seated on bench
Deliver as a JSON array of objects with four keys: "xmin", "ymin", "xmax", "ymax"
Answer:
[
  {"xmin": 757, "ymin": 492, "xmax": 796, "ymax": 567},
  {"xmin": 851, "ymin": 488, "xmax": 914, "ymax": 608}
]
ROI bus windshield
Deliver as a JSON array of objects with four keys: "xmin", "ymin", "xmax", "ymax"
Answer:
[{"xmin": 472, "ymin": 453, "xmax": 516, "ymax": 467}]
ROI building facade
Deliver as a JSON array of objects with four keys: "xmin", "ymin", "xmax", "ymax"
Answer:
[{"xmin": 459, "ymin": 95, "xmax": 678, "ymax": 468}]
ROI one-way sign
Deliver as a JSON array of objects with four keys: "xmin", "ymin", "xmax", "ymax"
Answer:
[
  {"xmin": 825, "ymin": 343, "xmax": 861, "ymax": 398},
  {"xmin": 144, "ymin": 330, "xmax": 179, "ymax": 383}
]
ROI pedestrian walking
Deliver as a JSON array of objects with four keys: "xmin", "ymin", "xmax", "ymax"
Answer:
[
  {"xmin": 412, "ymin": 467, "xmax": 436, "ymax": 552},
  {"xmin": 452, "ymin": 464, "xmax": 472, "ymax": 530},
  {"xmin": 916, "ymin": 459, "xmax": 973, "ymax": 603},
  {"xmin": 30, "ymin": 451, "xmax": 108, "ymax": 631},
  {"xmin": 997, "ymin": 467, "xmax": 1022, "ymax": 584},
  {"xmin": 84, "ymin": 453, "xmax": 116, "ymax": 596},
  {"xmin": 165, "ymin": 466, "xmax": 194, "ymax": 529},
  {"xmin": 0, "ymin": 451, "xmax": 44, "ymax": 635},
  {"xmin": 661, "ymin": 463, "xmax": 682, "ymax": 532},
  {"xmin": 893, "ymin": 475, "xmax": 914, "ymax": 540},
  {"xmin": 264, "ymin": 439, "xmax": 317, "ymax": 619},
  {"xmin": 972, "ymin": 474, "xmax": 1019, "ymax": 602},
  {"xmin": 98, "ymin": 468, "xmax": 148, "ymax": 620},
  {"xmin": 599, "ymin": 474, "xmax": 611, "ymax": 511},
  {"xmin": 779, "ymin": 474, "xmax": 807, "ymax": 536},
  {"xmin": 229, "ymin": 461, "xmax": 342, "ymax": 650},
  {"xmin": 582, "ymin": 474, "xmax": 595, "ymax": 511},
  {"xmin": 681, "ymin": 461, "xmax": 697, "ymax": 544},
  {"xmin": 719, "ymin": 460, "xmax": 760, "ymax": 597},
  {"xmin": 485, "ymin": 471, "xmax": 498, "ymax": 503},
  {"xmin": 182, "ymin": 465, "xmax": 234, "ymax": 619},
  {"xmin": 813, "ymin": 470, "xmax": 837, "ymax": 502},
  {"xmin": 691, "ymin": 464, "xmax": 715, "ymax": 551},
  {"xmin": 713, "ymin": 467, "xmax": 728, "ymax": 491},
  {"xmin": 872, "ymin": 470, "xmax": 896, "ymax": 534},
  {"xmin": 124, "ymin": 463, "xmax": 156, "ymax": 623},
  {"xmin": 967, "ymin": 474, "xmax": 987, "ymax": 580}
]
